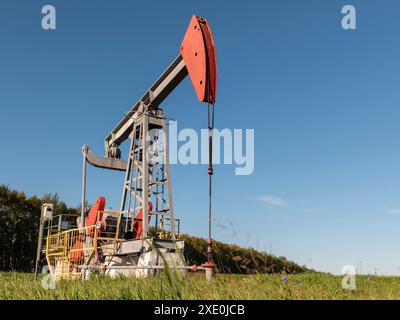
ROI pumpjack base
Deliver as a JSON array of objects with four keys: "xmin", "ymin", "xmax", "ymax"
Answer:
[{"xmin": 100, "ymin": 238, "xmax": 186, "ymax": 278}]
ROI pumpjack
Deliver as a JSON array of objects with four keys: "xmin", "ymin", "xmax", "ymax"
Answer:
[{"xmin": 38, "ymin": 15, "xmax": 218, "ymax": 280}]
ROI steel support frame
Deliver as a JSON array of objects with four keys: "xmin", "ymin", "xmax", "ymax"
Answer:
[{"xmin": 119, "ymin": 109, "xmax": 175, "ymax": 240}]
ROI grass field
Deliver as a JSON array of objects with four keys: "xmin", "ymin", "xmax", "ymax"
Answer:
[{"xmin": 1, "ymin": 272, "xmax": 400, "ymax": 300}]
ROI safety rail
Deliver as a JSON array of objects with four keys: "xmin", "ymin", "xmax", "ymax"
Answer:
[
  {"xmin": 46, "ymin": 225, "xmax": 98, "ymax": 280},
  {"xmin": 157, "ymin": 217, "xmax": 181, "ymax": 239}
]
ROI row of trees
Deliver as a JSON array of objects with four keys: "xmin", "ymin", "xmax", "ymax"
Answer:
[{"xmin": 0, "ymin": 185, "xmax": 78, "ymax": 272}]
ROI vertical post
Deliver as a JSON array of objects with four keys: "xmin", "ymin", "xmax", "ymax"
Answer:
[
  {"xmin": 34, "ymin": 212, "xmax": 44, "ymax": 278},
  {"xmin": 205, "ymin": 265, "xmax": 214, "ymax": 282},
  {"xmin": 163, "ymin": 118, "xmax": 175, "ymax": 239},
  {"xmin": 142, "ymin": 114, "xmax": 149, "ymax": 238},
  {"xmin": 82, "ymin": 267, "xmax": 86, "ymax": 283},
  {"xmin": 81, "ymin": 148, "xmax": 87, "ymax": 228}
]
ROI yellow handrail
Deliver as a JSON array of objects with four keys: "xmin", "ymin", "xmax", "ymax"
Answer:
[{"xmin": 45, "ymin": 225, "xmax": 97, "ymax": 280}]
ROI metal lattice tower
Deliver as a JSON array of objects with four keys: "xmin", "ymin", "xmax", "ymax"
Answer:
[{"xmin": 119, "ymin": 107, "xmax": 175, "ymax": 239}]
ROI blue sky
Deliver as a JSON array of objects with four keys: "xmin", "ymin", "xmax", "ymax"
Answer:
[{"xmin": 1, "ymin": 0, "xmax": 400, "ymax": 275}]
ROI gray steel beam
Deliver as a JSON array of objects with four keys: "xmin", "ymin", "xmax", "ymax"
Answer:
[{"xmin": 104, "ymin": 54, "xmax": 188, "ymax": 155}]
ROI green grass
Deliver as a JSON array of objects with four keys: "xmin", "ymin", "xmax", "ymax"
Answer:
[{"xmin": 1, "ymin": 272, "xmax": 400, "ymax": 300}]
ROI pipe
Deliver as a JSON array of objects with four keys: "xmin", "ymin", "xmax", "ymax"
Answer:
[
  {"xmin": 34, "ymin": 217, "xmax": 44, "ymax": 278},
  {"xmin": 81, "ymin": 147, "xmax": 87, "ymax": 228},
  {"xmin": 81, "ymin": 265, "xmax": 206, "ymax": 271}
]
